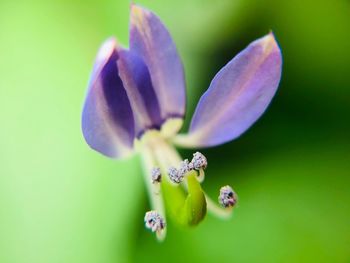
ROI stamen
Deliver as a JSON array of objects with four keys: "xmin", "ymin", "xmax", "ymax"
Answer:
[
  {"xmin": 218, "ymin": 185, "xmax": 237, "ymax": 208},
  {"xmin": 191, "ymin": 151, "xmax": 207, "ymax": 170},
  {"xmin": 144, "ymin": 210, "xmax": 166, "ymax": 233},
  {"xmin": 167, "ymin": 166, "xmax": 183, "ymax": 184},
  {"xmin": 139, "ymin": 143, "xmax": 167, "ymax": 240},
  {"xmin": 151, "ymin": 167, "xmax": 161, "ymax": 183}
]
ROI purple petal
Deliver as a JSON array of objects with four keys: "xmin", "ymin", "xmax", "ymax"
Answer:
[
  {"xmin": 174, "ymin": 33, "xmax": 282, "ymax": 148},
  {"xmin": 82, "ymin": 38, "xmax": 135, "ymax": 158},
  {"xmin": 117, "ymin": 48, "xmax": 162, "ymax": 137},
  {"xmin": 129, "ymin": 4, "xmax": 186, "ymax": 122}
]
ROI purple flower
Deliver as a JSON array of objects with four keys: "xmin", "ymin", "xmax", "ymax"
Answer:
[{"xmin": 82, "ymin": 4, "xmax": 282, "ymax": 240}]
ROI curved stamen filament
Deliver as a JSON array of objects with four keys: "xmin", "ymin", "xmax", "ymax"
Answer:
[
  {"xmin": 205, "ymin": 193, "xmax": 233, "ymax": 219},
  {"xmin": 196, "ymin": 169, "xmax": 205, "ymax": 183}
]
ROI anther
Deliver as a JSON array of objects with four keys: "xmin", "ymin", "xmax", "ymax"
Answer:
[
  {"xmin": 178, "ymin": 159, "xmax": 191, "ymax": 176},
  {"xmin": 191, "ymin": 152, "xmax": 207, "ymax": 170},
  {"xmin": 151, "ymin": 167, "xmax": 161, "ymax": 183},
  {"xmin": 144, "ymin": 210, "xmax": 166, "ymax": 233},
  {"xmin": 168, "ymin": 166, "xmax": 183, "ymax": 183},
  {"xmin": 218, "ymin": 185, "xmax": 237, "ymax": 208}
]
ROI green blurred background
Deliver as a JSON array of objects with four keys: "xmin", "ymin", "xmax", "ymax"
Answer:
[{"xmin": 0, "ymin": 0, "xmax": 349, "ymax": 262}]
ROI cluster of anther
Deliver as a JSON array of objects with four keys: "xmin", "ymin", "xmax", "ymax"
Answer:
[
  {"xmin": 167, "ymin": 152, "xmax": 207, "ymax": 184},
  {"xmin": 151, "ymin": 167, "xmax": 161, "ymax": 184},
  {"xmin": 191, "ymin": 151, "xmax": 207, "ymax": 170},
  {"xmin": 218, "ymin": 185, "xmax": 237, "ymax": 208},
  {"xmin": 144, "ymin": 210, "xmax": 166, "ymax": 233}
]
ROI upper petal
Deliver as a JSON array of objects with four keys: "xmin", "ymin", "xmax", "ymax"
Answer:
[
  {"xmin": 117, "ymin": 47, "xmax": 162, "ymax": 137},
  {"xmin": 174, "ymin": 33, "xmax": 282, "ymax": 148},
  {"xmin": 82, "ymin": 38, "xmax": 135, "ymax": 158},
  {"xmin": 129, "ymin": 4, "xmax": 186, "ymax": 123}
]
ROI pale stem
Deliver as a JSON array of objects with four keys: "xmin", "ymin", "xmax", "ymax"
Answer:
[
  {"xmin": 151, "ymin": 137, "xmax": 181, "ymax": 176},
  {"xmin": 140, "ymin": 144, "xmax": 166, "ymax": 241},
  {"xmin": 155, "ymin": 138, "xmax": 182, "ymax": 166}
]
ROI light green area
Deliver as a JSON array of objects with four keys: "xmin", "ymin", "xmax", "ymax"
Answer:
[
  {"xmin": 162, "ymin": 171, "xmax": 207, "ymax": 227},
  {"xmin": 0, "ymin": 0, "xmax": 349, "ymax": 262}
]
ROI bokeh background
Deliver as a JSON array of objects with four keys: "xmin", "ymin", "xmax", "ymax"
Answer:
[{"xmin": 0, "ymin": 0, "xmax": 349, "ymax": 262}]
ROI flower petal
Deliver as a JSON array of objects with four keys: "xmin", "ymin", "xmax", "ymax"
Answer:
[
  {"xmin": 129, "ymin": 4, "xmax": 186, "ymax": 123},
  {"xmin": 82, "ymin": 38, "xmax": 135, "ymax": 158},
  {"xmin": 174, "ymin": 33, "xmax": 282, "ymax": 148},
  {"xmin": 117, "ymin": 47, "xmax": 162, "ymax": 137}
]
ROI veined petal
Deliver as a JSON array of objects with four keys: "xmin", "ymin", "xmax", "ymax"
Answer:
[
  {"xmin": 82, "ymin": 38, "xmax": 135, "ymax": 158},
  {"xmin": 130, "ymin": 4, "xmax": 186, "ymax": 124},
  {"xmin": 117, "ymin": 47, "xmax": 162, "ymax": 137},
  {"xmin": 174, "ymin": 33, "xmax": 282, "ymax": 148}
]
